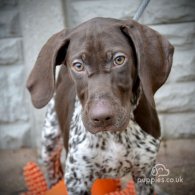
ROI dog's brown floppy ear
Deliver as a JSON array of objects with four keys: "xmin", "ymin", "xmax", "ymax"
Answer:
[
  {"xmin": 27, "ymin": 29, "xmax": 70, "ymax": 108},
  {"xmin": 121, "ymin": 20, "xmax": 174, "ymax": 107}
]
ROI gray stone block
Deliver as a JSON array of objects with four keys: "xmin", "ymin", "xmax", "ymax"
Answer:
[
  {"xmin": 66, "ymin": 0, "xmax": 139, "ymax": 27},
  {"xmin": 0, "ymin": 38, "xmax": 22, "ymax": 65},
  {"xmin": 139, "ymin": 0, "xmax": 195, "ymax": 25},
  {"xmin": 159, "ymin": 113, "xmax": 195, "ymax": 138},
  {"xmin": 155, "ymin": 82, "xmax": 195, "ymax": 113},
  {"xmin": 0, "ymin": 66, "xmax": 28, "ymax": 123},
  {"xmin": 0, "ymin": 123, "xmax": 31, "ymax": 149},
  {"xmin": 0, "ymin": 8, "xmax": 21, "ymax": 38}
]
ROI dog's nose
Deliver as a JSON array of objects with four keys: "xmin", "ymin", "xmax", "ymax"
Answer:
[{"xmin": 90, "ymin": 102, "xmax": 114, "ymax": 126}]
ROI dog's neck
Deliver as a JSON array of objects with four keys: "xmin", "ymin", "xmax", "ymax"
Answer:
[{"xmin": 68, "ymin": 96, "xmax": 160, "ymax": 162}]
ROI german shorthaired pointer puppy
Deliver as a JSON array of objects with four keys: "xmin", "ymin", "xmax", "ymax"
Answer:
[{"xmin": 27, "ymin": 17, "xmax": 174, "ymax": 195}]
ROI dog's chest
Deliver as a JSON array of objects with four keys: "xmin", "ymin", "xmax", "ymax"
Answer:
[{"xmin": 65, "ymin": 99, "xmax": 160, "ymax": 180}]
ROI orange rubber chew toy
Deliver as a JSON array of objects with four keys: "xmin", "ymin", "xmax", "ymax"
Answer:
[
  {"xmin": 21, "ymin": 162, "xmax": 48, "ymax": 195},
  {"xmin": 22, "ymin": 162, "xmax": 136, "ymax": 195}
]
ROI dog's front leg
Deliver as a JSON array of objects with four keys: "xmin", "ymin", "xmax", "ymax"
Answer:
[
  {"xmin": 64, "ymin": 154, "xmax": 93, "ymax": 195},
  {"xmin": 129, "ymin": 125, "xmax": 160, "ymax": 195},
  {"xmin": 132, "ymin": 162, "xmax": 156, "ymax": 195}
]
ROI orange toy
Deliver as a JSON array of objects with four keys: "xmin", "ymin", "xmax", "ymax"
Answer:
[
  {"xmin": 21, "ymin": 162, "xmax": 48, "ymax": 195},
  {"xmin": 91, "ymin": 179, "xmax": 136, "ymax": 195},
  {"xmin": 22, "ymin": 162, "xmax": 136, "ymax": 195},
  {"xmin": 91, "ymin": 178, "xmax": 120, "ymax": 195}
]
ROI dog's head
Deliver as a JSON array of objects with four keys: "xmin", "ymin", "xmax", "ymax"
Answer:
[{"xmin": 27, "ymin": 18, "xmax": 174, "ymax": 134}]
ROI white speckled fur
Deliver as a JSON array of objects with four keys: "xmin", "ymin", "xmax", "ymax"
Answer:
[
  {"xmin": 41, "ymin": 97, "xmax": 160, "ymax": 194},
  {"xmin": 64, "ymin": 98, "xmax": 160, "ymax": 194}
]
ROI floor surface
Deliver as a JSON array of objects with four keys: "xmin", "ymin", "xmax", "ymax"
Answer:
[{"xmin": 0, "ymin": 139, "xmax": 195, "ymax": 195}]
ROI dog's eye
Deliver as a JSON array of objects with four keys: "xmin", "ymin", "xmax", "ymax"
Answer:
[
  {"xmin": 72, "ymin": 61, "xmax": 85, "ymax": 72},
  {"xmin": 114, "ymin": 55, "xmax": 126, "ymax": 66}
]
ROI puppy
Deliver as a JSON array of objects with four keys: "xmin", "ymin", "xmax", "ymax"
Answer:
[{"xmin": 27, "ymin": 17, "xmax": 174, "ymax": 195}]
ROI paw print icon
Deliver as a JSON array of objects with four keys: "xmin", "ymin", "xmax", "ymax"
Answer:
[{"xmin": 151, "ymin": 164, "xmax": 170, "ymax": 177}]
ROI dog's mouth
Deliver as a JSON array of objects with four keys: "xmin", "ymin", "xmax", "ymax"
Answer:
[
  {"xmin": 89, "ymin": 125, "xmax": 116, "ymax": 134},
  {"xmin": 89, "ymin": 122, "xmax": 129, "ymax": 134}
]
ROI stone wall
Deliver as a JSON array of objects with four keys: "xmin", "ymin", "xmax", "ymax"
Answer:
[
  {"xmin": 0, "ymin": 0, "xmax": 194, "ymax": 148},
  {"xmin": 0, "ymin": 0, "xmax": 30, "ymax": 148},
  {"xmin": 0, "ymin": 0, "xmax": 65, "ymax": 148}
]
